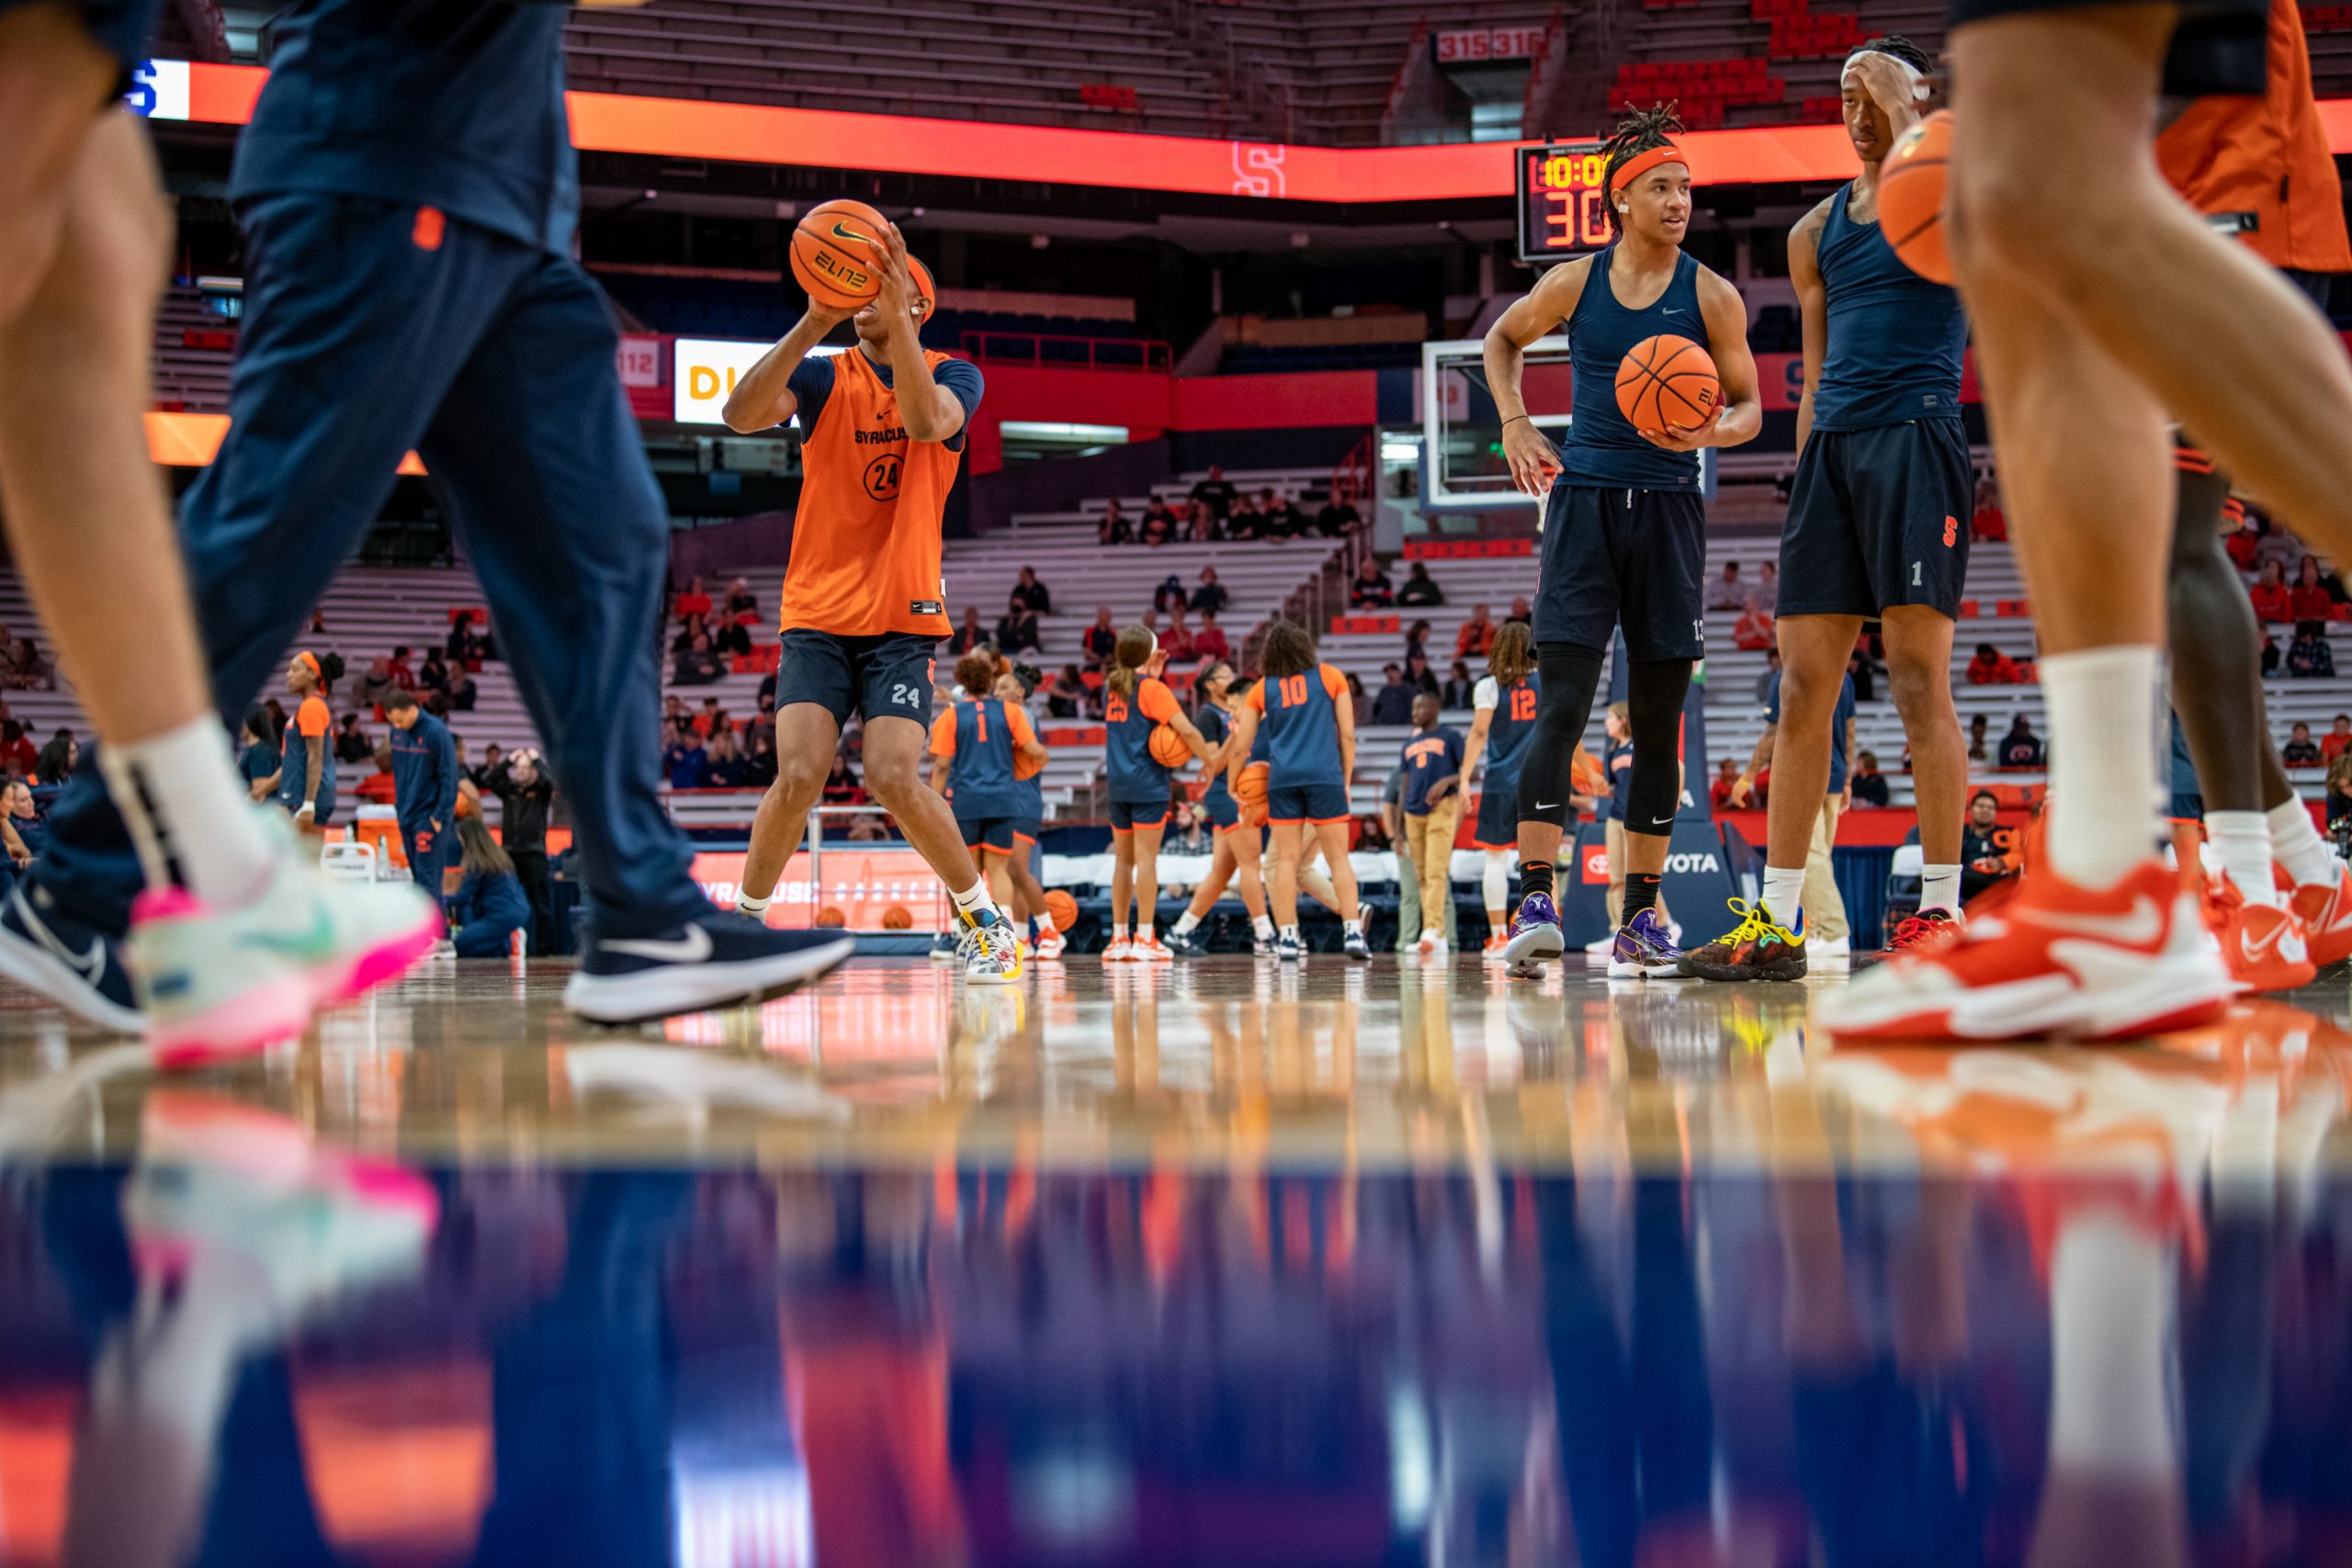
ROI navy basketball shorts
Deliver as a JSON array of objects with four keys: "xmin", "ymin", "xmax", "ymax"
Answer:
[
  {"xmin": 956, "ymin": 815, "xmax": 1016, "ymax": 854},
  {"xmin": 1204, "ymin": 788, "xmax": 1241, "ymax": 831},
  {"xmin": 2, "ymin": 0, "xmax": 162, "ymax": 79},
  {"xmin": 1947, "ymin": 0, "xmax": 2264, "ymax": 96},
  {"xmin": 1266, "ymin": 782, "xmax": 1351, "ymax": 825},
  {"xmin": 1108, "ymin": 798, "xmax": 1169, "ymax": 834},
  {"xmin": 1779, "ymin": 419, "xmax": 1974, "ymax": 620},
  {"xmin": 1473, "ymin": 773, "xmax": 1521, "ymax": 849},
  {"xmin": 1535, "ymin": 484, "xmax": 1708, "ymax": 660},
  {"xmin": 1010, "ymin": 817, "xmax": 1041, "ymax": 847},
  {"xmin": 775, "ymin": 629, "xmax": 935, "ymax": 729}
]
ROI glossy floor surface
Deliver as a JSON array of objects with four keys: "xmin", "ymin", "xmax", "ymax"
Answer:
[{"xmin": 5, "ymin": 955, "xmax": 2352, "ymax": 1566}]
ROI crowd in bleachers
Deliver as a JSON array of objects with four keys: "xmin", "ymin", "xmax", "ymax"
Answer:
[{"xmin": 1094, "ymin": 469, "xmax": 1363, "ymax": 548}]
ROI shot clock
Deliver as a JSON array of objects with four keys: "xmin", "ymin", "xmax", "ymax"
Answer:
[{"xmin": 1516, "ymin": 141, "xmax": 1615, "ymax": 264}]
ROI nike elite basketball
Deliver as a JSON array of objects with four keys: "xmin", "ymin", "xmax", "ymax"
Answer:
[
  {"xmin": 1614, "ymin": 335, "xmax": 1720, "ymax": 444},
  {"xmin": 792, "ymin": 198, "xmax": 889, "ymax": 310}
]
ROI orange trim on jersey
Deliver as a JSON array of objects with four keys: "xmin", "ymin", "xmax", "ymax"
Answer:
[
  {"xmin": 1317, "ymin": 662, "xmax": 1347, "ymax": 700},
  {"xmin": 927, "ymin": 710, "xmax": 956, "ymax": 758},
  {"xmin": 1138, "ymin": 679, "xmax": 1182, "ymax": 723},
  {"xmin": 1245, "ymin": 682, "xmax": 1266, "ymax": 713},
  {"xmin": 297, "ymin": 695, "xmax": 332, "ymax": 738}
]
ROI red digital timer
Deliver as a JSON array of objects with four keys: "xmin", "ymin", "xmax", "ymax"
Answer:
[{"xmin": 1516, "ymin": 141, "xmax": 1615, "ymax": 264}]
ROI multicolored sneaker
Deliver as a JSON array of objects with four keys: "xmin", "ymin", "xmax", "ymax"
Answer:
[
  {"xmin": 1676, "ymin": 899, "xmax": 1806, "ymax": 982},
  {"xmin": 130, "ymin": 816, "xmax": 443, "ymax": 1068},
  {"xmin": 1503, "ymin": 892, "xmax": 1564, "ymax": 965},
  {"xmin": 1607, "ymin": 908, "xmax": 1685, "ymax": 979},
  {"xmin": 1819, "ymin": 858, "xmax": 2232, "ymax": 1042},
  {"xmin": 1855, "ymin": 908, "xmax": 1963, "ymax": 969},
  {"xmin": 962, "ymin": 908, "xmax": 1023, "ymax": 985},
  {"xmin": 1164, "ymin": 926, "xmax": 1209, "ymax": 958}
]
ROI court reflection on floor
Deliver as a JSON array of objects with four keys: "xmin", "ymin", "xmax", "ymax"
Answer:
[{"xmin": 2, "ymin": 971, "xmax": 2350, "ymax": 1566}]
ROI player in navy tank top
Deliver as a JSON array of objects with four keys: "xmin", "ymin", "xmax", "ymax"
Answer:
[
  {"xmin": 1457, "ymin": 622, "xmax": 1541, "ymax": 961},
  {"xmin": 1227, "ymin": 620, "xmax": 1371, "ymax": 963},
  {"xmin": 1481, "ymin": 107, "xmax": 1761, "ymax": 975},
  {"xmin": 1164, "ymin": 663, "xmax": 1273, "ymax": 956},
  {"xmin": 1722, "ymin": 38, "xmax": 1978, "ymax": 980}
]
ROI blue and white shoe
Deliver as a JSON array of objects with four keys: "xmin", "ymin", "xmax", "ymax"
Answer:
[
  {"xmin": 565, "ymin": 910, "xmax": 855, "ymax": 1024},
  {"xmin": 1343, "ymin": 928, "xmax": 1372, "ymax": 962},
  {"xmin": 929, "ymin": 929, "xmax": 961, "ymax": 964},
  {"xmin": 0, "ymin": 881, "xmax": 140, "ymax": 1032},
  {"xmin": 1503, "ymin": 892, "xmax": 1565, "ymax": 966},
  {"xmin": 1275, "ymin": 931, "xmax": 1304, "ymax": 964},
  {"xmin": 1164, "ymin": 926, "xmax": 1210, "ymax": 958},
  {"xmin": 1606, "ymin": 908, "xmax": 1686, "ymax": 979},
  {"xmin": 1251, "ymin": 933, "xmax": 1274, "ymax": 957}
]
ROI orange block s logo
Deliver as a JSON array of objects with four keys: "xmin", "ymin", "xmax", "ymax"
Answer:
[
  {"xmin": 1942, "ymin": 514, "xmax": 1958, "ymax": 548},
  {"xmin": 413, "ymin": 207, "xmax": 446, "ymax": 252}
]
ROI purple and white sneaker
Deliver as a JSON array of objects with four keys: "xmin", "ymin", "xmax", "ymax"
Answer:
[
  {"xmin": 1606, "ymin": 908, "xmax": 1686, "ymax": 979},
  {"xmin": 1503, "ymin": 891, "xmax": 1564, "ymax": 966}
]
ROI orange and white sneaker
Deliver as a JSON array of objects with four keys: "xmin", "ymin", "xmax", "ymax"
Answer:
[
  {"xmin": 1134, "ymin": 931, "xmax": 1174, "ymax": 963},
  {"xmin": 1482, "ymin": 933, "xmax": 1510, "ymax": 965},
  {"xmin": 1034, "ymin": 925, "xmax": 1068, "ymax": 962},
  {"xmin": 1102, "ymin": 935, "xmax": 1135, "ymax": 964},
  {"xmin": 2290, "ymin": 867, "xmax": 2352, "ymax": 967},
  {"xmin": 1818, "ymin": 859, "xmax": 2233, "ymax": 1043},
  {"xmin": 2206, "ymin": 880, "xmax": 2316, "ymax": 993}
]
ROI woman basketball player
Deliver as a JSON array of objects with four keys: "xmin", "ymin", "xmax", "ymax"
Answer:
[
  {"xmin": 1166, "ymin": 663, "xmax": 1275, "ymax": 957},
  {"xmin": 1482, "ymin": 107, "xmax": 1761, "ymax": 976},
  {"xmin": 927, "ymin": 652, "xmax": 1050, "ymax": 964},
  {"xmin": 1458, "ymin": 622, "xmax": 1539, "ymax": 964},
  {"xmin": 1227, "ymin": 619, "xmax": 1373, "ymax": 963},
  {"xmin": 1102, "ymin": 627, "xmax": 1216, "ymax": 962},
  {"xmin": 992, "ymin": 669, "xmax": 1066, "ymax": 960}
]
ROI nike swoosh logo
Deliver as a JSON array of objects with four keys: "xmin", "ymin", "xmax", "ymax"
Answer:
[
  {"xmin": 15, "ymin": 888, "xmax": 103, "ymax": 984},
  {"xmin": 1651, "ymin": 815, "xmax": 1675, "ymax": 826},
  {"xmin": 239, "ymin": 904, "xmax": 336, "ymax": 961},
  {"xmin": 2242, "ymin": 920, "xmax": 2307, "ymax": 965},
  {"xmin": 2021, "ymin": 895, "xmax": 2164, "ymax": 945},
  {"xmin": 601, "ymin": 926, "xmax": 715, "ymax": 963},
  {"xmin": 1533, "ymin": 800, "xmax": 1558, "ymax": 810},
  {"xmin": 830, "ymin": 224, "xmax": 874, "ymax": 246}
]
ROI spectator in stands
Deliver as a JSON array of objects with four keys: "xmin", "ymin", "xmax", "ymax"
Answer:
[
  {"xmin": 1351, "ymin": 555, "xmax": 1395, "ymax": 609},
  {"xmin": 1372, "ymin": 664, "xmax": 1417, "ymax": 727},
  {"xmin": 446, "ymin": 610, "xmax": 489, "ymax": 663},
  {"xmin": 471, "ymin": 742, "xmax": 504, "ymax": 788},
  {"xmin": 1187, "ymin": 500, "xmax": 1218, "ymax": 544},
  {"xmin": 1733, "ymin": 598, "xmax": 1775, "ymax": 652},
  {"xmin": 1354, "ymin": 811, "xmax": 1390, "ymax": 853},
  {"xmin": 1135, "ymin": 499, "xmax": 1174, "ymax": 543},
  {"xmin": 1160, "ymin": 611, "xmax": 1197, "ymax": 666},
  {"xmin": 1850, "ymin": 750, "xmax": 1891, "ymax": 807},
  {"xmin": 332, "ymin": 713, "xmax": 371, "ymax": 767},
  {"xmin": 1710, "ymin": 756, "xmax": 1744, "ymax": 811},
  {"xmin": 2325, "ymin": 714, "xmax": 2352, "ymax": 762},
  {"xmin": 2330, "ymin": 755, "xmax": 2352, "ymax": 831},
  {"xmin": 1708, "ymin": 562, "xmax": 1747, "ymax": 611},
  {"xmin": 669, "ymin": 612, "xmax": 708, "ymax": 655},
  {"xmin": 1846, "ymin": 639, "xmax": 1881, "ymax": 704},
  {"xmin": 0, "ymin": 721, "xmax": 35, "ymax": 781},
  {"xmin": 673, "ymin": 576, "xmax": 712, "ymax": 623},
  {"xmin": 724, "ymin": 577, "xmax": 759, "ymax": 623},
  {"xmin": 741, "ymin": 732, "xmax": 778, "ymax": 791},
  {"xmin": 2294, "ymin": 556, "xmax": 2335, "ymax": 623},
  {"xmin": 819, "ymin": 752, "xmax": 861, "ymax": 807},
  {"xmin": 1190, "ymin": 466, "xmax": 1238, "ymax": 523},
  {"xmin": 672, "ymin": 629, "xmax": 725, "ymax": 686},
  {"xmin": 845, "ymin": 817, "xmax": 888, "ymax": 842},
  {"xmin": 2291, "ymin": 624, "xmax": 2338, "ymax": 679},
  {"xmin": 1967, "ymin": 713, "xmax": 1991, "ymax": 763},
  {"xmin": 351, "ymin": 656, "xmax": 398, "ymax": 713},
  {"xmin": 1165, "ymin": 801, "xmax": 1211, "ymax": 858},
  {"xmin": 1191, "ymin": 566, "xmax": 1228, "ymax": 616},
  {"xmin": 1755, "ymin": 649, "xmax": 1781, "ymax": 705},
  {"xmin": 4, "ymin": 782, "xmax": 46, "ymax": 863},
  {"xmin": 1454, "ymin": 605, "xmax": 1495, "ymax": 660},
  {"xmin": 709, "ymin": 615, "xmax": 752, "ymax": 659},
  {"xmin": 1403, "ymin": 619, "xmax": 1432, "ymax": 664},
  {"xmin": 1971, "ymin": 479, "xmax": 2007, "ymax": 542},
  {"xmin": 2285, "ymin": 722, "xmax": 2325, "ymax": 766},
  {"xmin": 705, "ymin": 728, "xmax": 746, "ymax": 787},
  {"xmin": 1345, "ymin": 670, "xmax": 1371, "ymax": 728},
  {"xmin": 663, "ymin": 720, "xmax": 709, "ymax": 789},
  {"xmin": 1082, "ymin": 607, "xmax": 1119, "ymax": 671},
  {"xmin": 1442, "ymin": 660, "xmax": 1476, "ymax": 710},
  {"xmin": 1758, "ymin": 562, "xmax": 1778, "ymax": 601},
  {"xmin": 2251, "ymin": 558, "xmax": 2294, "ymax": 623},
  {"xmin": 746, "ymin": 692, "xmax": 778, "ymax": 749},
  {"xmin": 1097, "ymin": 498, "xmax": 1131, "ymax": 547},
  {"xmin": 1404, "ymin": 651, "xmax": 1440, "ymax": 698},
  {"xmin": 1193, "ymin": 611, "xmax": 1231, "ymax": 666},
  {"xmin": 1013, "ymin": 567, "xmax": 1052, "ymax": 615},
  {"xmin": 2255, "ymin": 512, "xmax": 2302, "ymax": 578},
  {"xmin": 356, "ymin": 743, "xmax": 397, "ymax": 806},
  {"xmin": 1259, "ymin": 488, "xmax": 1303, "ymax": 536},
  {"xmin": 446, "ymin": 661, "xmax": 478, "ymax": 712},
  {"xmin": 1315, "ymin": 483, "xmax": 1362, "ymax": 537},
  {"xmin": 31, "ymin": 728, "xmax": 73, "ymax": 785},
  {"xmin": 1139, "ymin": 504, "xmax": 1174, "ymax": 548},
  {"xmin": 1999, "ymin": 716, "xmax": 2044, "ymax": 769},
  {"xmin": 1962, "ymin": 790, "xmax": 2015, "ymax": 903},
  {"xmin": 1224, "ymin": 493, "xmax": 1262, "ymax": 540},
  {"xmin": 0, "ymin": 626, "xmax": 52, "ymax": 692},
  {"xmin": 1153, "ymin": 574, "xmax": 1188, "ymax": 615},
  {"xmin": 2263, "ymin": 633, "xmax": 2282, "ymax": 676},
  {"xmin": 997, "ymin": 595, "xmax": 1042, "ymax": 655},
  {"xmin": 950, "ymin": 606, "xmax": 989, "ymax": 657},
  {"xmin": 1504, "ymin": 596, "xmax": 1532, "ymax": 630},
  {"xmin": 309, "ymin": 608, "xmax": 329, "ymax": 636},
  {"xmin": 418, "ymin": 649, "xmax": 454, "ymax": 698},
  {"xmin": 1966, "ymin": 642, "xmax": 2029, "ymax": 684},
  {"xmin": 1397, "ymin": 562, "xmax": 1442, "ymax": 607},
  {"xmin": 386, "ymin": 647, "xmax": 417, "ymax": 690},
  {"xmin": 1046, "ymin": 665, "xmax": 1086, "ymax": 720}
]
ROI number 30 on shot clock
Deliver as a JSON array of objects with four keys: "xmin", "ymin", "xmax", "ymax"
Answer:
[{"xmin": 1517, "ymin": 141, "xmax": 1613, "ymax": 264}]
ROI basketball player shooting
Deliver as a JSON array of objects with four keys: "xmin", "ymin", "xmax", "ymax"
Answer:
[
  {"xmin": 724, "ymin": 220, "xmax": 1023, "ymax": 985},
  {"xmin": 1483, "ymin": 107, "xmax": 1760, "ymax": 977}
]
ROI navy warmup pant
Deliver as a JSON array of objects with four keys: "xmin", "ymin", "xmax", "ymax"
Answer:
[{"xmin": 35, "ymin": 196, "xmax": 709, "ymax": 940}]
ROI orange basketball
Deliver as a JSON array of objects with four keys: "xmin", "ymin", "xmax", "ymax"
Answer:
[
  {"xmin": 1876, "ymin": 111, "xmax": 1954, "ymax": 284},
  {"xmin": 1148, "ymin": 724, "xmax": 1192, "ymax": 768},
  {"xmin": 815, "ymin": 906, "xmax": 847, "ymax": 929},
  {"xmin": 1013, "ymin": 738, "xmax": 1045, "ymax": 781},
  {"xmin": 791, "ymin": 198, "xmax": 888, "ymax": 310},
  {"xmin": 881, "ymin": 905, "xmax": 912, "ymax": 931},
  {"xmin": 1237, "ymin": 760, "xmax": 1270, "ymax": 806},
  {"xmin": 1614, "ymin": 335, "xmax": 1720, "ymax": 445},
  {"xmin": 1044, "ymin": 889, "xmax": 1079, "ymax": 930}
]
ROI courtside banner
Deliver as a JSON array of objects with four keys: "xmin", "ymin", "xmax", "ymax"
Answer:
[
  {"xmin": 690, "ymin": 849, "xmax": 951, "ymax": 933},
  {"xmin": 134, "ymin": 60, "xmax": 2352, "ymax": 202},
  {"xmin": 672, "ymin": 339, "xmax": 841, "ymax": 425}
]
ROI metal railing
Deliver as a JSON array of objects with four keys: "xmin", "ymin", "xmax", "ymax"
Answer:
[{"xmin": 957, "ymin": 331, "xmax": 1173, "ymax": 374}]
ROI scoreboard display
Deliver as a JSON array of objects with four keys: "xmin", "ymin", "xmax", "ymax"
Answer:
[{"xmin": 1517, "ymin": 141, "xmax": 1615, "ymax": 264}]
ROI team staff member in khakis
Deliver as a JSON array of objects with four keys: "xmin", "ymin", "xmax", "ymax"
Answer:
[
  {"xmin": 724, "ymin": 226, "xmax": 1022, "ymax": 984},
  {"xmin": 1396, "ymin": 693, "xmax": 1465, "ymax": 962}
]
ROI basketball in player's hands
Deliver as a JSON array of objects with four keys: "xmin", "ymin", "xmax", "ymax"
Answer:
[
  {"xmin": 1148, "ymin": 724, "xmax": 1193, "ymax": 768},
  {"xmin": 1876, "ymin": 111, "xmax": 1953, "ymax": 284},
  {"xmin": 1616, "ymin": 335, "xmax": 1720, "ymax": 447},
  {"xmin": 792, "ymin": 198, "xmax": 889, "ymax": 310}
]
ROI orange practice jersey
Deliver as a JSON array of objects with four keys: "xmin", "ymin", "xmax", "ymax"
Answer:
[
  {"xmin": 779, "ymin": 347, "xmax": 967, "ymax": 639},
  {"xmin": 2157, "ymin": 0, "xmax": 2351, "ymax": 273}
]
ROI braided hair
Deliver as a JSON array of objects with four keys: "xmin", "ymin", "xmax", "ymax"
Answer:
[
  {"xmin": 1600, "ymin": 104, "xmax": 1686, "ymax": 236},
  {"xmin": 1855, "ymin": 33, "xmax": 1931, "ymax": 74}
]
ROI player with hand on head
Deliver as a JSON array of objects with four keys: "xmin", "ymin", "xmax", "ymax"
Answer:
[
  {"xmin": 1482, "ymin": 106, "xmax": 1761, "ymax": 976},
  {"xmin": 725, "ymin": 220, "xmax": 1023, "ymax": 985}
]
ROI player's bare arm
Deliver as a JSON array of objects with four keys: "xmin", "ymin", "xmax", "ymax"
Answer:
[
  {"xmin": 1647, "ymin": 269, "xmax": 1760, "ymax": 453},
  {"xmin": 1483, "ymin": 259, "xmax": 1590, "ymax": 497},
  {"xmin": 876, "ymin": 224, "xmax": 967, "ymax": 443},
  {"xmin": 1789, "ymin": 201, "xmax": 1833, "ymax": 453},
  {"xmin": 1460, "ymin": 707, "xmax": 1493, "ymax": 787},
  {"xmin": 722, "ymin": 306, "xmax": 850, "ymax": 433},
  {"xmin": 1227, "ymin": 706, "xmax": 1261, "ymax": 797}
]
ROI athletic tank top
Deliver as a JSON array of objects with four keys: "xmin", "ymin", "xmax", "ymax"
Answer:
[
  {"xmin": 1561, "ymin": 245, "xmax": 1705, "ymax": 491},
  {"xmin": 277, "ymin": 696, "xmax": 336, "ymax": 816},
  {"xmin": 946, "ymin": 698, "xmax": 1021, "ymax": 819},
  {"xmin": 780, "ymin": 346, "xmax": 964, "ymax": 638},
  {"xmin": 1197, "ymin": 704, "xmax": 1234, "ymax": 813},
  {"xmin": 1103, "ymin": 676, "xmax": 1181, "ymax": 805},
  {"xmin": 1250, "ymin": 663, "xmax": 1349, "ymax": 788},
  {"xmin": 1478, "ymin": 673, "xmax": 1543, "ymax": 784},
  {"xmin": 1813, "ymin": 182, "xmax": 1970, "ymax": 432}
]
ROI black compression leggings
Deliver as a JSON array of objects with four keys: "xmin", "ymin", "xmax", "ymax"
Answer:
[
  {"xmin": 2168, "ymin": 450, "xmax": 2296, "ymax": 815},
  {"xmin": 1517, "ymin": 644, "xmax": 1695, "ymax": 833}
]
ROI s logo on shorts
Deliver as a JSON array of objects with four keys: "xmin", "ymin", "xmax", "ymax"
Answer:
[{"xmin": 1943, "ymin": 514, "xmax": 1959, "ymax": 548}]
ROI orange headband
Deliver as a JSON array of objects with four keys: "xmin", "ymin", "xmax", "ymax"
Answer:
[
  {"xmin": 1609, "ymin": 141, "xmax": 1689, "ymax": 204},
  {"xmin": 297, "ymin": 651, "xmax": 321, "ymax": 681}
]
